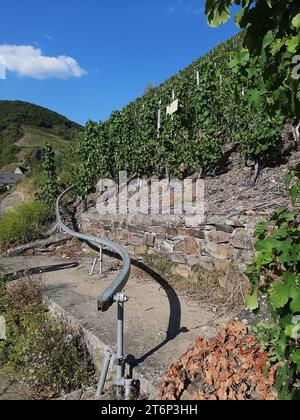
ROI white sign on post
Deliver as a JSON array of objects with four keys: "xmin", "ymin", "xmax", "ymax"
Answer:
[{"xmin": 166, "ymin": 99, "xmax": 178, "ymax": 116}]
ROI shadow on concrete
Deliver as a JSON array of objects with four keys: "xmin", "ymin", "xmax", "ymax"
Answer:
[
  {"xmin": 4, "ymin": 262, "xmax": 79, "ymax": 282},
  {"xmin": 44, "ymin": 282, "xmax": 74, "ymax": 296},
  {"xmin": 79, "ymin": 236, "xmax": 188, "ymax": 366},
  {"xmin": 131, "ymin": 260, "xmax": 189, "ymax": 366}
]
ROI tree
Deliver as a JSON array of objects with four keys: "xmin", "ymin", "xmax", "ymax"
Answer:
[
  {"xmin": 38, "ymin": 144, "xmax": 60, "ymax": 205},
  {"xmin": 205, "ymin": 0, "xmax": 300, "ymax": 123}
]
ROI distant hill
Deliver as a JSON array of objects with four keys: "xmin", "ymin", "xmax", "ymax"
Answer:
[{"xmin": 0, "ymin": 100, "xmax": 83, "ymax": 168}]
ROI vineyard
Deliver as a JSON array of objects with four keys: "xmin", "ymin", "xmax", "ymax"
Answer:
[
  {"xmin": 72, "ymin": 32, "xmax": 288, "ymax": 196},
  {"xmin": 1, "ymin": 0, "xmax": 299, "ymax": 402}
]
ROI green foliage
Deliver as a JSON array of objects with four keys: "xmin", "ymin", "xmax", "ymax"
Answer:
[
  {"xmin": 0, "ymin": 124, "xmax": 22, "ymax": 167},
  {"xmin": 246, "ymin": 165, "xmax": 300, "ymax": 400},
  {"xmin": 143, "ymin": 252, "xmax": 173, "ymax": 279},
  {"xmin": 0, "ymin": 100, "xmax": 81, "ymax": 132},
  {"xmin": 0, "ymin": 277, "xmax": 91, "ymax": 398},
  {"xmin": 73, "ymin": 34, "xmax": 285, "ymax": 195},
  {"xmin": 237, "ymin": 111, "xmax": 285, "ymax": 161},
  {"xmin": 205, "ymin": 0, "xmax": 300, "ymax": 119},
  {"xmin": 0, "ymin": 200, "xmax": 50, "ymax": 251},
  {"xmin": 73, "ymin": 121, "xmax": 110, "ymax": 197},
  {"xmin": 8, "ymin": 314, "xmax": 90, "ymax": 398},
  {"xmin": 0, "ymin": 100, "xmax": 82, "ymax": 167},
  {"xmin": 37, "ymin": 144, "xmax": 60, "ymax": 205}
]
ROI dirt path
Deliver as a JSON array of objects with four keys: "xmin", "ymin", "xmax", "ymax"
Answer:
[
  {"xmin": 0, "ymin": 192, "xmax": 21, "ymax": 217},
  {"xmin": 0, "ymin": 254, "xmax": 232, "ymax": 397}
]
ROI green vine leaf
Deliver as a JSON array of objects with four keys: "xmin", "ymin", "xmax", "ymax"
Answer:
[
  {"xmin": 246, "ymin": 288, "xmax": 259, "ymax": 311},
  {"xmin": 285, "ymin": 34, "xmax": 300, "ymax": 54},
  {"xmin": 290, "ymin": 292, "xmax": 300, "ymax": 314},
  {"xmin": 270, "ymin": 282, "xmax": 291, "ymax": 310},
  {"xmin": 292, "ymin": 13, "xmax": 300, "ymax": 29},
  {"xmin": 285, "ymin": 320, "xmax": 300, "ymax": 340},
  {"xmin": 205, "ymin": 0, "xmax": 232, "ymax": 27}
]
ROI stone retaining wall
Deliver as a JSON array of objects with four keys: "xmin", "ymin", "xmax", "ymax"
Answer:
[
  {"xmin": 79, "ymin": 151, "xmax": 300, "ymax": 279},
  {"xmin": 80, "ymin": 211, "xmax": 256, "ymax": 277}
]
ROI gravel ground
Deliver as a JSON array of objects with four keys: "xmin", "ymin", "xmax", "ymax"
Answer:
[{"xmin": 0, "ymin": 367, "xmax": 37, "ymax": 400}]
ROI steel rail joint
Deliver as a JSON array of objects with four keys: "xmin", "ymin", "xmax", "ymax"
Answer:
[{"xmin": 56, "ymin": 187, "xmax": 131, "ymax": 312}]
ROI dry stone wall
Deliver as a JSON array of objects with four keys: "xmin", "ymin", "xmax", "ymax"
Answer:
[
  {"xmin": 79, "ymin": 151, "xmax": 300, "ymax": 279},
  {"xmin": 80, "ymin": 211, "xmax": 255, "ymax": 276}
]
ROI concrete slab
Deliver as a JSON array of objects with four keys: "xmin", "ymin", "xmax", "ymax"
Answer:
[{"xmin": 0, "ymin": 255, "xmax": 230, "ymax": 398}]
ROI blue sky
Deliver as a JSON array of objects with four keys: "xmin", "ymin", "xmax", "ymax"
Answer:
[{"xmin": 0, "ymin": 0, "xmax": 239, "ymax": 125}]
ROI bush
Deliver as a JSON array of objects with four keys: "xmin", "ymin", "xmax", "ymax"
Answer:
[
  {"xmin": 9, "ymin": 314, "xmax": 90, "ymax": 398},
  {"xmin": 246, "ymin": 164, "xmax": 300, "ymax": 400},
  {"xmin": 36, "ymin": 144, "xmax": 60, "ymax": 205},
  {"xmin": 0, "ymin": 276, "xmax": 92, "ymax": 398},
  {"xmin": 0, "ymin": 200, "xmax": 51, "ymax": 251},
  {"xmin": 0, "ymin": 276, "xmax": 45, "ymax": 366}
]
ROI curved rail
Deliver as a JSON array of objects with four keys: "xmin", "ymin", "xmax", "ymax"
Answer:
[{"xmin": 56, "ymin": 187, "xmax": 131, "ymax": 312}]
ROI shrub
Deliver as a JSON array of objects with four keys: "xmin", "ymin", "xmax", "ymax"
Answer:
[
  {"xmin": 0, "ymin": 200, "xmax": 51, "ymax": 251},
  {"xmin": 246, "ymin": 164, "xmax": 300, "ymax": 400},
  {"xmin": 37, "ymin": 144, "xmax": 60, "ymax": 205},
  {"xmin": 9, "ymin": 313, "xmax": 91, "ymax": 398},
  {"xmin": 0, "ymin": 276, "xmax": 92, "ymax": 398},
  {"xmin": 0, "ymin": 276, "xmax": 46, "ymax": 366}
]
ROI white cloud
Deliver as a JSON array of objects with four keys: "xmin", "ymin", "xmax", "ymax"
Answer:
[{"xmin": 0, "ymin": 44, "xmax": 87, "ymax": 80}]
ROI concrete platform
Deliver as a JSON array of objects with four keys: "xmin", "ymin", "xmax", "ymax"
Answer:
[{"xmin": 0, "ymin": 255, "xmax": 229, "ymax": 398}]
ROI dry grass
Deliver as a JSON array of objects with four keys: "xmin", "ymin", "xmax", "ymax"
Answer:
[
  {"xmin": 143, "ymin": 253, "xmax": 247, "ymax": 317},
  {"xmin": 185, "ymin": 264, "xmax": 247, "ymax": 313},
  {"xmin": 7, "ymin": 275, "xmax": 44, "ymax": 312}
]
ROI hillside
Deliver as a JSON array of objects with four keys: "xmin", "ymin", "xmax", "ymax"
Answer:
[
  {"xmin": 0, "ymin": 101, "xmax": 83, "ymax": 168},
  {"xmin": 73, "ymin": 32, "xmax": 294, "ymax": 193}
]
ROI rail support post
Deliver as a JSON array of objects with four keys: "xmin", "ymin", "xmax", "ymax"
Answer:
[
  {"xmin": 90, "ymin": 245, "xmax": 103, "ymax": 276},
  {"xmin": 96, "ymin": 349, "xmax": 113, "ymax": 398},
  {"xmin": 113, "ymin": 293, "xmax": 128, "ymax": 387},
  {"xmin": 96, "ymin": 293, "xmax": 136, "ymax": 399}
]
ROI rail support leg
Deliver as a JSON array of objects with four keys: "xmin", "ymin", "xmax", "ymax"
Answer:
[
  {"xmin": 112, "ymin": 293, "xmax": 128, "ymax": 388},
  {"xmin": 96, "ymin": 293, "xmax": 136, "ymax": 399},
  {"xmin": 99, "ymin": 245, "xmax": 103, "ymax": 274},
  {"xmin": 90, "ymin": 257, "xmax": 98, "ymax": 277},
  {"xmin": 90, "ymin": 246, "xmax": 103, "ymax": 276},
  {"xmin": 96, "ymin": 349, "xmax": 113, "ymax": 398}
]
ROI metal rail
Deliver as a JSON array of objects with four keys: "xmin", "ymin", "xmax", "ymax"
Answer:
[
  {"xmin": 56, "ymin": 187, "xmax": 131, "ymax": 312},
  {"xmin": 56, "ymin": 187, "xmax": 135, "ymax": 397}
]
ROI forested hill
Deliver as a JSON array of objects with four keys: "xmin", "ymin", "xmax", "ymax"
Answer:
[
  {"xmin": 0, "ymin": 100, "xmax": 83, "ymax": 168},
  {"xmin": 0, "ymin": 100, "xmax": 81, "ymax": 131}
]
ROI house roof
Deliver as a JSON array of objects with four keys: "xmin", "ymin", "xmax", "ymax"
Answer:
[
  {"xmin": 0, "ymin": 164, "xmax": 27, "ymax": 174},
  {"xmin": 0, "ymin": 173, "xmax": 24, "ymax": 187}
]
